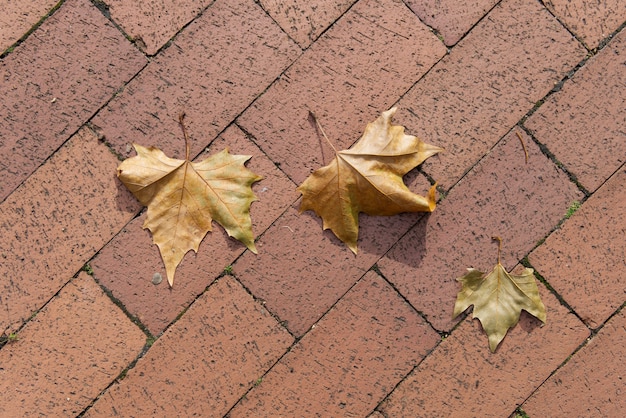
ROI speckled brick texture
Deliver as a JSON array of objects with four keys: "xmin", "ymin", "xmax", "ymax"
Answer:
[
  {"xmin": 104, "ymin": 0, "xmax": 214, "ymax": 55},
  {"xmin": 0, "ymin": 0, "xmax": 59, "ymax": 52},
  {"xmin": 528, "ymin": 167, "xmax": 626, "ymax": 329},
  {"xmin": 92, "ymin": 0, "xmax": 299, "ymax": 161},
  {"xmin": 230, "ymin": 272, "xmax": 440, "ymax": 417},
  {"xmin": 85, "ymin": 276, "xmax": 293, "ymax": 417},
  {"xmin": 525, "ymin": 28, "xmax": 626, "ymax": 193},
  {"xmin": 377, "ymin": 129, "xmax": 582, "ymax": 331},
  {"xmin": 0, "ymin": 273, "xmax": 145, "ymax": 417},
  {"xmin": 523, "ymin": 309, "xmax": 626, "ymax": 416},
  {"xmin": 238, "ymin": 0, "xmax": 446, "ymax": 186},
  {"xmin": 405, "ymin": 0, "xmax": 499, "ymax": 46},
  {"xmin": 379, "ymin": 282, "xmax": 589, "ymax": 417},
  {"xmin": 542, "ymin": 0, "xmax": 626, "ymax": 48},
  {"xmin": 91, "ymin": 125, "xmax": 298, "ymax": 335},
  {"xmin": 0, "ymin": 0, "xmax": 146, "ymax": 202},
  {"xmin": 259, "ymin": 0, "xmax": 355, "ymax": 48},
  {"xmin": 395, "ymin": 0, "xmax": 587, "ymax": 189},
  {"xmin": 0, "ymin": 127, "xmax": 140, "ymax": 334},
  {"xmin": 234, "ymin": 173, "xmax": 433, "ymax": 337}
]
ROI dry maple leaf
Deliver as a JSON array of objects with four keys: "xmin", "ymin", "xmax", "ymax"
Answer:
[
  {"xmin": 117, "ymin": 113, "xmax": 262, "ymax": 286},
  {"xmin": 453, "ymin": 237, "xmax": 546, "ymax": 352},
  {"xmin": 297, "ymin": 107, "xmax": 443, "ymax": 253}
]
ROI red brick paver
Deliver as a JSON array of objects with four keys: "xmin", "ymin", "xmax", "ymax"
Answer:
[
  {"xmin": 396, "ymin": 0, "xmax": 587, "ymax": 189},
  {"xmin": 260, "ymin": 0, "xmax": 355, "ymax": 48},
  {"xmin": 230, "ymin": 271, "xmax": 439, "ymax": 417},
  {"xmin": 238, "ymin": 0, "xmax": 446, "ymax": 186},
  {"xmin": 378, "ymin": 129, "xmax": 582, "ymax": 331},
  {"xmin": 0, "ymin": 127, "xmax": 140, "ymax": 333},
  {"xmin": 0, "ymin": 0, "xmax": 58, "ymax": 53},
  {"xmin": 528, "ymin": 167, "xmax": 626, "ymax": 329},
  {"xmin": 379, "ymin": 281, "xmax": 589, "ymax": 417},
  {"xmin": 523, "ymin": 308, "xmax": 626, "ymax": 417},
  {"xmin": 405, "ymin": 0, "xmax": 499, "ymax": 46},
  {"xmin": 234, "ymin": 172, "xmax": 433, "ymax": 337},
  {"xmin": 1, "ymin": 0, "xmax": 623, "ymax": 416},
  {"xmin": 0, "ymin": 273, "xmax": 145, "ymax": 417},
  {"xmin": 92, "ymin": 0, "xmax": 300, "ymax": 160},
  {"xmin": 0, "ymin": 0, "xmax": 146, "ymax": 201},
  {"xmin": 525, "ymin": 28, "xmax": 626, "ymax": 193},
  {"xmin": 104, "ymin": 0, "xmax": 213, "ymax": 55},
  {"xmin": 85, "ymin": 276, "xmax": 293, "ymax": 417},
  {"xmin": 542, "ymin": 0, "xmax": 626, "ymax": 49}
]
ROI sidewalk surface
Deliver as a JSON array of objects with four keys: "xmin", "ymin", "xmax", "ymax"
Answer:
[{"xmin": 1, "ymin": 0, "xmax": 625, "ymax": 416}]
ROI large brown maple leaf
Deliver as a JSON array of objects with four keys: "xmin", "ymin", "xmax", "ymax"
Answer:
[
  {"xmin": 117, "ymin": 115, "xmax": 262, "ymax": 286},
  {"xmin": 453, "ymin": 237, "xmax": 547, "ymax": 352},
  {"xmin": 297, "ymin": 107, "xmax": 443, "ymax": 253}
]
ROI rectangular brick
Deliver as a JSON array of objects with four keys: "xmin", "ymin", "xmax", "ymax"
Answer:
[
  {"xmin": 528, "ymin": 167, "xmax": 626, "ymax": 329},
  {"xmin": 230, "ymin": 271, "xmax": 440, "ymax": 417},
  {"xmin": 105, "ymin": 0, "xmax": 213, "ymax": 55},
  {"xmin": 0, "ymin": 0, "xmax": 58, "ymax": 52},
  {"xmin": 259, "ymin": 0, "xmax": 355, "ymax": 48},
  {"xmin": 405, "ymin": 0, "xmax": 499, "ymax": 45},
  {"xmin": 395, "ymin": 0, "xmax": 586, "ymax": 189},
  {"xmin": 377, "ymin": 129, "xmax": 583, "ymax": 331},
  {"xmin": 0, "ymin": 0, "xmax": 147, "ymax": 201},
  {"xmin": 91, "ymin": 125, "xmax": 298, "ymax": 335},
  {"xmin": 0, "ymin": 127, "xmax": 141, "ymax": 333},
  {"xmin": 0, "ymin": 273, "xmax": 145, "ymax": 417},
  {"xmin": 525, "ymin": 29, "xmax": 626, "ymax": 193},
  {"xmin": 543, "ymin": 0, "xmax": 626, "ymax": 48},
  {"xmin": 523, "ymin": 309, "xmax": 626, "ymax": 417},
  {"xmin": 379, "ymin": 282, "xmax": 589, "ymax": 417},
  {"xmin": 92, "ymin": 0, "xmax": 300, "ymax": 161},
  {"xmin": 238, "ymin": 0, "xmax": 446, "ymax": 186},
  {"xmin": 85, "ymin": 276, "xmax": 293, "ymax": 417},
  {"xmin": 234, "ymin": 172, "xmax": 434, "ymax": 336}
]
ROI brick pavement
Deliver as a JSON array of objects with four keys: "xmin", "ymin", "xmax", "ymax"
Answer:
[{"xmin": 1, "ymin": 0, "xmax": 624, "ymax": 417}]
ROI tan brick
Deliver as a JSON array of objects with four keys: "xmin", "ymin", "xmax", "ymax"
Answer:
[
  {"xmin": 528, "ymin": 167, "xmax": 626, "ymax": 328},
  {"xmin": 105, "ymin": 0, "xmax": 213, "ymax": 55},
  {"xmin": 0, "ymin": 127, "xmax": 141, "ymax": 333},
  {"xmin": 0, "ymin": 0, "xmax": 58, "ymax": 53},
  {"xmin": 92, "ymin": 0, "xmax": 300, "ymax": 161},
  {"xmin": 0, "ymin": 273, "xmax": 145, "ymax": 417},
  {"xmin": 543, "ymin": 0, "xmax": 626, "ymax": 49},
  {"xmin": 525, "ymin": 29, "xmax": 626, "ymax": 193},
  {"xmin": 523, "ymin": 309, "xmax": 626, "ymax": 417},
  {"xmin": 405, "ymin": 0, "xmax": 499, "ymax": 45},
  {"xmin": 259, "ymin": 0, "xmax": 355, "ymax": 48},
  {"xmin": 0, "ymin": 0, "xmax": 147, "ymax": 201},
  {"xmin": 230, "ymin": 272, "xmax": 440, "ymax": 417},
  {"xmin": 91, "ymin": 125, "xmax": 298, "ymax": 335},
  {"xmin": 379, "ymin": 283, "xmax": 589, "ymax": 417},
  {"xmin": 85, "ymin": 276, "xmax": 293, "ymax": 417},
  {"xmin": 234, "ymin": 172, "xmax": 433, "ymax": 336},
  {"xmin": 395, "ymin": 0, "xmax": 586, "ymax": 189},
  {"xmin": 377, "ymin": 129, "xmax": 583, "ymax": 331},
  {"xmin": 238, "ymin": 0, "xmax": 446, "ymax": 186}
]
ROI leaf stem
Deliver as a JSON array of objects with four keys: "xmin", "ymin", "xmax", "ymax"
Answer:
[
  {"xmin": 309, "ymin": 111, "xmax": 337, "ymax": 154},
  {"xmin": 179, "ymin": 112, "xmax": 190, "ymax": 160},
  {"xmin": 492, "ymin": 236, "xmax": 502, "ymax": 264},
  {"xmin": 515, "ymin": 130, "xmax": 529, "ymax": 164}
]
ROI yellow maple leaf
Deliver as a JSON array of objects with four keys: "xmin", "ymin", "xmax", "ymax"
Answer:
[
  {"xmin": 297, "ymin": 107, "xmax": 443, "ymax": 253},
  {"xmin": 117, "ymin": 115, "xmax": 262, "ymax": 286},
  {"xmin": 453, "ymin": 237, "xmax": 547, "ymax": 352}
]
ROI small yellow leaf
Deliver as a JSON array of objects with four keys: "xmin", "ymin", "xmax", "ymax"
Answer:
[
  {"xmin": 297, "ymin": 107, "xmax": 443, "ymax": 253},
  {"xmin": 117, "ymin": 142, "xmax": 262, "ymax": 287},
  {"xmin": 453, "ymin": 263, "xmax": 546, "ymax": 352}
]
